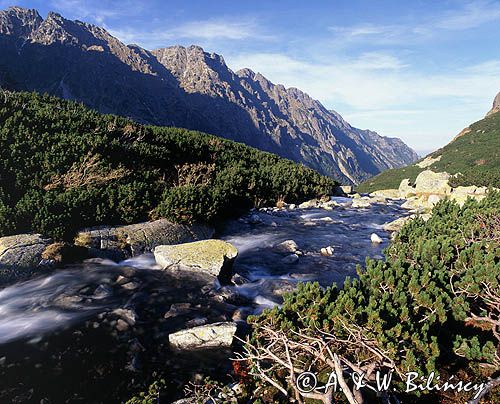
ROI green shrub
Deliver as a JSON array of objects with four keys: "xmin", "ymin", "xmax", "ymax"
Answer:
[
  {"xmin": 246, "ymin": 193, "xmax": 500, "ymax": 402},
  {"xmin": 0, "ymin": 91, "xmax": 337, "ymax": 239}
]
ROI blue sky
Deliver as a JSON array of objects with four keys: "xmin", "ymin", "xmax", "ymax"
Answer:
[{"xmin": 3, "ymin": 0, "xmax": 500, "ymax": 154}]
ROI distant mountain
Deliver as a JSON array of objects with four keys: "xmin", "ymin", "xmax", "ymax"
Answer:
[
  {"xmin": 0, "ymin": 6, "xmax": 418, "ymax": 184},
  {"xmin": 358, "ymin": 92, "xmax": 500, "ymax": 192}
]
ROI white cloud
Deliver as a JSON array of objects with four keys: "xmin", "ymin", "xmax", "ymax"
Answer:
[
  {"xmin": 48, "ymin": 0, "xmax": 143, "ymax": 25},
  {"xmin": 329, "ymin": 0, "xmax": 500, "ymax": 45},
  {"xmin": 437, "ymin": 0, "xmax": 500, "ymax": 30},
  {"xmin": 108, "ymin": 17, "xmax": 270, "ymax": 49}
]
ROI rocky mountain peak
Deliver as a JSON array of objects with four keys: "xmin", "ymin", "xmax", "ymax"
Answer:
[
  {"xmin": 0, "ymin": 6, "xmax": 42, "ymax": 39},
  {"xmin": 0, "ymin": 6, "xmax": 419, "ymax": 184},
  {"xmin": 487, "ymin": 91, "xmax": 500, "ymax": 116}
]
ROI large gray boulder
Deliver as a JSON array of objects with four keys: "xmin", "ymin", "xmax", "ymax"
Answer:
[
  {"xmin": 169, "ymin": 321, "xmax": 237, "ymax": 350},
  {"xmin": 414, "ymin": 170, "xmax": 451, "ymax": 195},
  {"xmin": 75, "ymin": 219, "xmax": 213, "ymax": 260},
  {"xmin": 154, "ymin": 239, "xmax": 238, "ymax": 281},
  {"xmin": 0, "ymin": 234, "xmax": 52, "ymax": 285}
]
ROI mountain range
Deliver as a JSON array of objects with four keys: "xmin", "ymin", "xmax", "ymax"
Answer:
[{"xmin": 0, "ymin": 6, "xmax": 418, "ymax": 184}]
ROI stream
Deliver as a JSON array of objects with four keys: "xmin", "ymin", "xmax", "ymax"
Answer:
[{"xmin": 0, "ymin": 197, "xmax": 408, "ymax": 403}]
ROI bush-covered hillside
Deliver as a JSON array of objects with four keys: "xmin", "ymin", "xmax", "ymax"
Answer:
[
  {"xmin": 0, "ymin": 91, "xmax": 337, "ymax": 240},
  {"xmin": 358, "ymin": 110, "xmax": 500, "ymax": 193},
  {"xmin": 243, "ymin": 193, "xmax": 500, "ymax": 403}
]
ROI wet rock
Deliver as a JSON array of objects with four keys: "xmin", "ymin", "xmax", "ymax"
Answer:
[
  {"xmin": 248, "ymin": 214, "xmax": 262, "ymax": 224},
  {"xmin": 164, "ymin": 303, "xmax": 192, "ymax": 319},
  {"xmin": 154, "ymin": 240, "xmax": 238, "ymax": 281},
  {"xmin": 168, "ymin": 322, "xmax": 237, "ymax": 350},
  {"xmin": 371, "ymin": 233, "xmax": 383, "ymax": 244},
  {"xmin": 116, "ymin": 319, "xmax": 129, "ymax": 332},
  {"xmin": 288, "ymin": 203, "xmax": 296, "ymax": 210},
  {"xmin": 74, "ymin": 219, "xmax": 214, "ymax": 259},
  {"xmin": 0, "ymin": 234, "xmax": 52, "ymax": 285},
  {"xmin": 298, "ymin": 199, "xmax": 318, "ymax": 209},
  {"xmin": 231, "ymin": 273, "xmax": 249, "ymax": 286},
  {"xmin": 352, "ymin": 198, "xmax": 371, "ymax": 208},
  {"xmin": 185, "ymin": 317, "xmax": 208, "ymax": 328},
  {"xmin": 121, "ymin": 281, "xmax": 140, "ymax": 290},
  {"xmin": 281, "ymin": 254, "xmax": 299, "ymax": 264},
  {"xmin": 93, "ymin": 284, "xmax": 113, "ymax": 298},
  {"xmin": 217, "ymin": 287, "xmax": 252, "ymax": 306},
  {"xmin": 320, "ymin": 246, "xmax": 334, "ymax": 256},
  {"xmin": 274, "ymin": 239, "xmax": 299, "ymax": 253},
  {"xmin": 112, "ymin": 308, "xmax": 137, "ymax": 326}
]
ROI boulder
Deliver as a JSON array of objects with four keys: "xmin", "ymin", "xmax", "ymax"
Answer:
[
  {"xmin": 154, "ymin": 239, "xmax": 238, "ymax": 281},
  {"xmin": 169, "ymin": 322, "xmax": 237, "ymax": 350},
  {"xmin": 352, "ymin": 198, "xmax": 371, "ymax": 208},
  {"xmin": 340, "ymin": 185, "xmax": 353, "ymax": 194},
  {"xmin": 281, "ymin": 254, "xmax": 299, "ymax": 264},
  {"xmin": 370, "ymin": 189, "xmax": 401, "ymax": 199},
  {"xmin": 414, "ymin": 170, "xmax": 451, "ymax": 195},
  {"xmin": 298, "ymin": 199, "xmax": 318, "ymax": 209},
  {"xmin": 383, "ymin": 216, "xmax": 415, "ymax": 232},
  {"xmin": 401, "ymin": 196, "xmax": 429, "ymax": 211},
  {"xmin": 0, "ymin": 234, "xmax": 52, "ymax": 285},
  {"xmin": 370, "ymin": 233, "xmax": 383, "ymax": 244},
  {"xmin": 274, "ymin": 239, "xmax": 299, "ymax": 253},
  {"xmin": 398, "ymin": 178, "xmax": 415, "ymax": 198},
  {"xmin": 75, "ymin": 219, "xmax": 213, "ymax": 260}
]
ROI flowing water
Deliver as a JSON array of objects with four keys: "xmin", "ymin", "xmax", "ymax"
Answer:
[{"xmin": 0, "ymin": 198, "xmax": 408, "ymax": 403}]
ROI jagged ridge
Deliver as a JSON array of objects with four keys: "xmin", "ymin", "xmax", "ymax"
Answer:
[{"xmin": 0, "ymin": 6, "xmax": 418, "ymax": 184}]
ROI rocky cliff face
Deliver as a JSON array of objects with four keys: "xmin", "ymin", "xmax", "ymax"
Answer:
[
  {"xmin": 0, "ymin": 6, "xmax": 418, "ymax": 184},
  {"xmin": 486, "ymin": 91, "xmax": 500, "ymax": 117}
]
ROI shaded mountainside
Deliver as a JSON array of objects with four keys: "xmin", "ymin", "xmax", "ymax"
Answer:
[
  {"xmin": 0, "ymin": 6, "xmax": 418, "ymax": 184},
  {"xmin": 0, "ymin": 91, "xmax": 336, "ymax": 240},
  {"xmin": 358, "ymin": 98, "xmax": 500, "ymax": 193}
]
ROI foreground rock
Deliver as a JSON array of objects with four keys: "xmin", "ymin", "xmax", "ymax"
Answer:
[
  {"xmin": 154, "ymin": 239, "xmax": 238, "ymax": 281},
  {"xmin": 75, "ymin": 219, "xmax": 213, "ymax": 260},
  {"xmin": 274, "ymin": 239, "xmax": 299, "ymax": 253},
  {"xmin": 0, "ymin": 234, "xmax": 52, "ymax": 285},
  {"xmin": 168, "ymin": 322, "xmax": 237, "ymax": 350}
]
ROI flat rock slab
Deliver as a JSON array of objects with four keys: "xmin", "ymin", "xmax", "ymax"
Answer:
[
  {"xmin": 169, "ymin": 321, "xmax": 237, "ymax": 350},
  {"xmin": 75, "ymin": 219, "xmax": 214, "ymax": 259},
  {"xmin": 154, "ymin": 239, "xmax": 238, "ymax": 279},
  {"xmin": 0, "ymin": 234, "xmax": 52, "ymax": 285}
]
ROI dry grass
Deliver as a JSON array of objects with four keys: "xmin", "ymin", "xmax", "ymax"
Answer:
[{"xmin": 44, "ymin": 153, "xmax": 130, "ymax": 191}]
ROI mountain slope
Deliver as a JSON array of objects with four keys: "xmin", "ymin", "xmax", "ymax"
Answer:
[
  {"xmin": 0, "ymin": 91, "xmax": 336, "ymax": 239},
  {"xmin": 0, "ymin": 6, "xmax": 418, "ymax": 184},
  {"xmin": 358, "ymin": 94, "xmax": 500, "ymax": 193}
]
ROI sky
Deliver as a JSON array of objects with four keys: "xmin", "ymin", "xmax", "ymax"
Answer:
[{"xmin": 3, "ymin": 0, "xmax": 500, "ymax": 154}]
